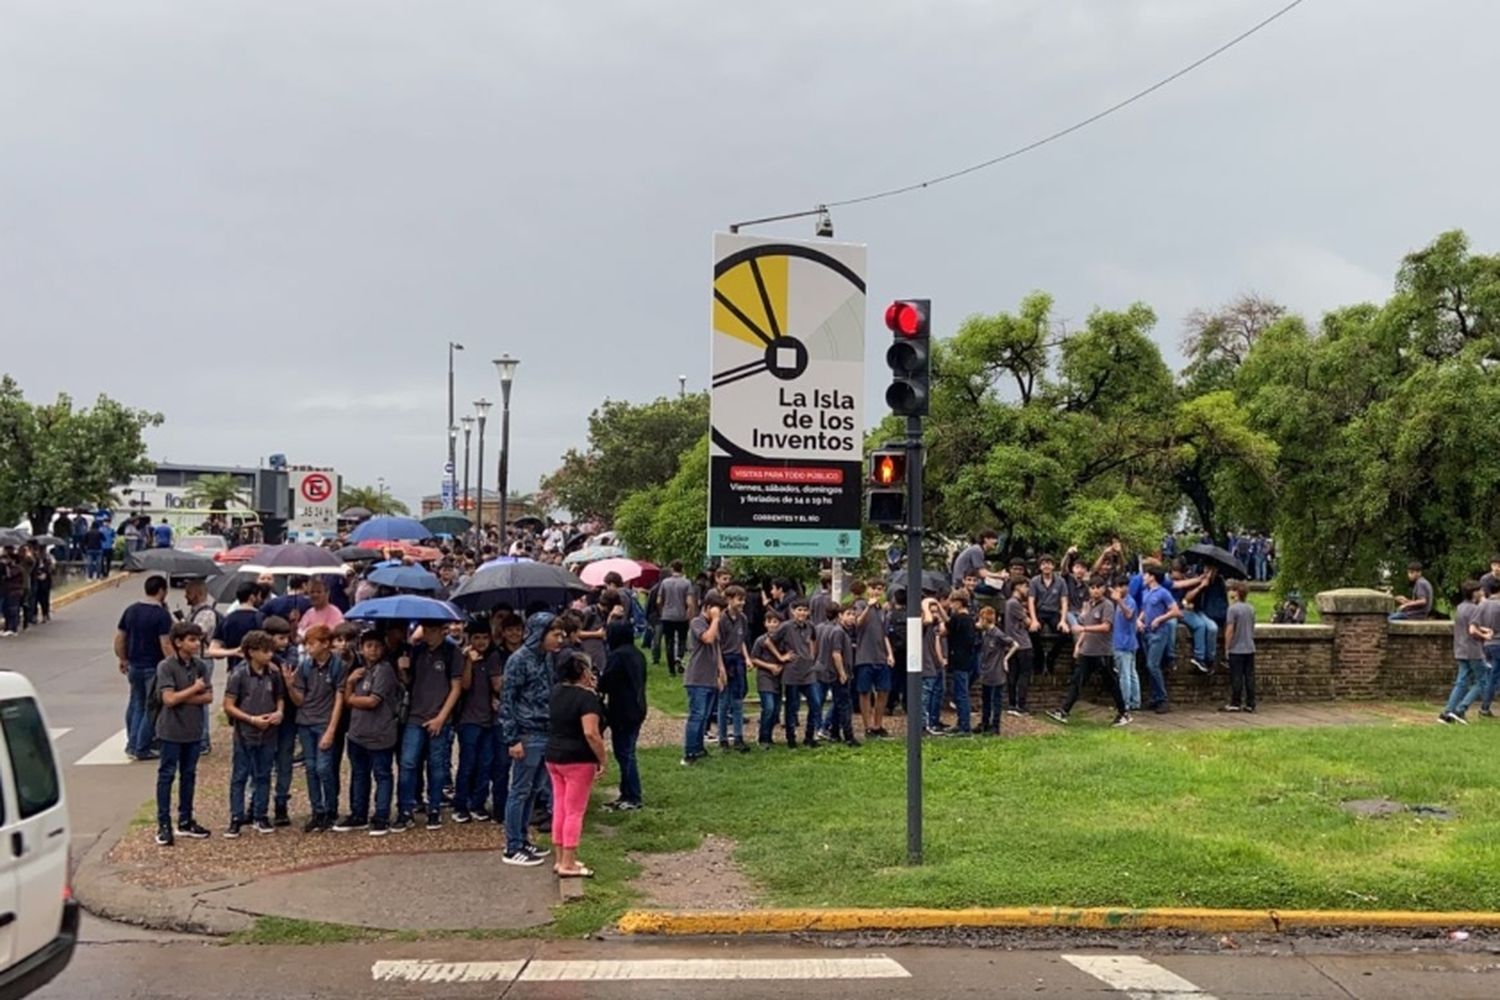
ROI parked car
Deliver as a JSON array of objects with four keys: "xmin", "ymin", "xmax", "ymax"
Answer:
[
  {"xmin": 0, "ymin": 672, "xmax": 78, "ymax": 997},
  {"xmin": 174, "ymin": 535, "xmax": 228, "ymax": 558}
]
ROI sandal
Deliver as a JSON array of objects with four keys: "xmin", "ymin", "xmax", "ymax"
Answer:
[{"xmin": 557, "ymin": 865, "xmax": 594, "ymax": 879}]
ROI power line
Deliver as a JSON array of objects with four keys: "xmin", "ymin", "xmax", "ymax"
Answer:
[{"xmin": 732, "ymin": 0, "xmax": 1309, "ymax": 230}]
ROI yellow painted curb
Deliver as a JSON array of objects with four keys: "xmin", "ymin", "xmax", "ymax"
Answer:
[
  {"xmin": 616, "ymin": 907, "xmax": 1500, "ymax": 936},
  {"xmin": 52, "ymin": 573, "xmax": 128, "ymax": 611}
]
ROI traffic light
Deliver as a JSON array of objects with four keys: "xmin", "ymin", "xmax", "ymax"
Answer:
[
  {"xmin": 885, "ymin": 298, "xmax": 931, "ymax": 417},
  {"xmin": 867, "ymin": 447, "xmax": 906, "ymax": 526}
]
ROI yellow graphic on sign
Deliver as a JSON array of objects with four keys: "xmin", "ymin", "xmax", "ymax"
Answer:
[{"xmin": 713, "ymin": 253, "xmax": 787, "ymax": 349}]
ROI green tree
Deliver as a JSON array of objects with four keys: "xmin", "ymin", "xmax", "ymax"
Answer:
[
  {"xmin": 0, "ymin": 377, "xmax": 162, "ymax": 534},
  {"xmin": 182, "ymin": 473, "xmax": 249, "ymax": 511},
  {"xmin": 338, "ymin": 484, "xmax": 410, "ymax": 516},
  {"xmin": 541, "ymin": 392, "xmax": 709, "ymax": 521},
  {"xmin": 1180, "ymin": 293, "xmax": 1286, "ymax": 396}
]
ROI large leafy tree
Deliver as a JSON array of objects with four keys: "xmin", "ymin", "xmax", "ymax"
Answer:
[
  {"xmin": 541, "ymin": 392, "xmax": 709, "ymax": 522},
  {"xmin": 1180, "ymin": 293, "xmax": 1286, "ymax": 395},
  {"xmin": 338, "ymin": 484, "xmax": 410, "ymax": 516},
  {"xmin": 0, "ymin": 377, "xmax": 162, "ymax": 534},
  {"xmin": 1232, "ymin": 230, "xmax": 1500, "ymax": 599}
]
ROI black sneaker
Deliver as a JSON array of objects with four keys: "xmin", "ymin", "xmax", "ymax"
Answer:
[
  {"xmin": 224, "ymin": 819, "xmax": 244, "ymax": 839},
  {"xmin": 844, "ymin": 738, "xmax": 862, "ymax": 747},
  {"xmin": 1045, "ymin": 710, "xmax": 1069, "ymax": 725},
  {"xmin": 253, "ymin": 817, "xmax": 275, "ymax": 835},
  {"xmin": 156, "ymin": 823, "xmax": 174, "ymax": 847},
  {"xmin": 273, "ymin": 808, "xmax": 291, "ymax": 828},
  {"xmin": 735, "ymin": 740, "xmax": 752, "ymax": 753},
  {"xmin": 426, "ymin": 814, "xmax": 442, "ymax": 831},
  {"xmin": 452, "ymin": 811, "xmax": 472, "ymax": 824},
  {"xmin": 503, "ymin": 847, "xmax": 545, "ymax": 867},
  {"xmin": 616, "ymin": 800, "xmax": 642, "ymax": 811},
  {"xmin": 471, "ymin": 808, "xmax": 491, "ymax": 823},
  {"xmin": 1110, "ymin": 714, "xmax": 1132, "ymax": 728},
  {"xmin": 1191, "ymin": 658, "xmax": 1208, "ymax": 674},
  {"xmin": 524, "ymin": 841, "xmax": 550, "ymax": 858},
  {"xmin": 1219, "ymin": 705, "xmax": 1241, "ymax": 713},
  {"xmin": 393, "ymin": 813, "xmax": 415, "ymax": 832},
  {"xmin": 1154, "ymin": 703, "xmax": 1171, "ymax": 714},
  {"xmin": 331, "ymin": 815, "xmax": 367, "ymax": 833},
  {"xmin": 368, "ymin": 819, "xmax": 390, "ymax": 837},
  {"xmin": 303, "ymin": 815, "xmax": 325, "ymax": 834},
  {"xmin": 531, "ymin": 811, "xmax": 552, "ymax": 828},
  {"xmin": 177, "ymin": 819, "xmax": 211, "ymax": 839}
]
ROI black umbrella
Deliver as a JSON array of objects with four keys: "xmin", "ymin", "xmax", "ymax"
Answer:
[
  {"xmin": 206, "ymin": 570, "xmax": 289, "ymax": 604},
  {"xmin": 339, "ymin": 506, "xmax": 373, "ymax": 521},
  {"xmin": 1185, "ymin": 543, "xmax": 1249, "ymax": 579},
  {"xmin": 240, "ymin": 543, "xmax": 345, "ymax": 575},
  {"xmin": 0, "ymin": 528, "xmax": 29, "ymax": 547},
  {"xmin": 337, "ymin": 545, "xmax": 384, "ymax": 563},
  {"xmin": 512, "ymin": 515, "xmax": 545, "ymax": 533},
  {"xmin": 887, "ymin": 569, "xmax": 952, "ymax": 602},
  {"xmin": 449, "ymin": 561, "xmax": 588, "ymax": 613},
  {"xmin": 124, "ymin": 549, "xmax": 220, "ymax": 578}
]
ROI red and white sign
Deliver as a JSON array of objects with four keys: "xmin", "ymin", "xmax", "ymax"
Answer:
[
  {"xmin": 290, "ymin": 467, "xmax": 338, "ymax": 540},
  {"xmin": 300, "ymin": 472, "xmax": 333, "ymax": 504}
]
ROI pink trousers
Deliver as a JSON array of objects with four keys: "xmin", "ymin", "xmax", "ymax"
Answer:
[{"xmin": 545, "ymin": 761, "xmax": 596, "ymax": 849}]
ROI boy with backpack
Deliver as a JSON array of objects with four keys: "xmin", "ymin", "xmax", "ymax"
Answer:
[
  {"xmin": 453, "ymin": 622, "xmax": 504, "ymax": 823},
  {"xmin": 335, "ymin": 631, "xmax": 403, "ymax": 835},
  {"xmin": 223, "ymin": 630, "xmax": 285, "ymax": 837},
  {"xmin": 289, "ymin": 624, "xmax": 345, "ymax": 832},
  {"xmin": 153, "ymin": 622, "xmax": 215, "ymax": 846},
  {"xmin": 397, "ymin": 620, "xmax": 464, "ymax": 830}
]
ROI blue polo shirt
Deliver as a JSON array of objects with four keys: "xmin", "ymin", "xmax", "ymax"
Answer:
[
  {"xmin": 1140, "ymin": 585, "xmax": 1178, "ymax": 635},
  {"xmin": 154, "ymin": 523, "xmax": 173, "ymax": 547},
  {"xmin": 1112, "ymin": 595, "xmax": 1139, "ymax": 652}
]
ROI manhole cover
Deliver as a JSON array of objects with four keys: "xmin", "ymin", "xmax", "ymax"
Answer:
[{"xmin": 1342, "ymin": 798, "xmax": 1402, "ymax": 817}]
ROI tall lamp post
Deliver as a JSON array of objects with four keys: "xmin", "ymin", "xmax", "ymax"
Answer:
[
  {"xmin": 448, "ymin": 341, "xmax": 464, "ymax": 503},
  {"xmin": 460, "ymin": 415, "xmax": 474, "ymax": 529},
  {"xmin": 473, "ymin": 399, "xmax": 491, "ymax": 544},
  {"xmin": 493, "ymin": 355, "xmax": 519, "ymax": 548}
]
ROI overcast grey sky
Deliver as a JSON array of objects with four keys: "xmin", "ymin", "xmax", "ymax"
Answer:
[{"xmin": 3, "ymin": 0, "xmax": 1495, "ymax": 509}]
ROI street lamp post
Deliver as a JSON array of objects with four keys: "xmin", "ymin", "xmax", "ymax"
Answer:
[
  {"xmin": 473, "ymin": 399, "xmax": 492, "ymax": 545},
  {"xmin": 460, "ymin": 415, "xmax": 474, "ymax": 529},
  {"xmin": 493, "ymin": 355, "xmax": 519, "ymax": 550},
  {"xmin": 448, "ymin": 341, "xmax": 464, "ymax": 502},
  {"xmin": 678, "ymin": 374, "xmax": 687, "ymax": 398},
  {"xmin": 376, "ymin": 477, "xmax": 387, "ymax": 512}
]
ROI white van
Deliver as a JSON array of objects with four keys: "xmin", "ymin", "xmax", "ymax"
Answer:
[{"xmin": 0, "ymin": 673, "xmax": 78, "ymax": 998}]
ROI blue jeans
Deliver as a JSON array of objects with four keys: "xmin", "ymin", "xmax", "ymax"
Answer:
[
  {"xmin": 346, "ymin": 740, "xmax": 394, "ymax": 823},
  {"xmin": 980, "ymin": 684, "xmax": 1005, "ymax": 732},
  {"xmin": 948, "ymin": 669, "xmax": 973, "ymax": 733},
  {"xmin": 1144, "ymin": 629, "xmax": 1172, "ymax": 707},
  {"xmin": 1115, "ymin": 649, "xmax": 1141, "ymax": 710},
  {"xmin": 1388, "ymin": 609, "xmax": 1428, "ymax": 622},
  {"xmin": 124, "ymin": 665, "xmax": 156, "ymax": 757},
  {"xmin": 504, "ymin": 735, "xmax": 547, "ymax": 853},
  {"xmin": 398, "ymin": 722, "xmax": 453, "ymax": 815},
  {"xmin": 85, "ymin": 551, "xmax": 103, "ymax": 579},
  {"xmin": 922, "ymin": 675, "xmax": 943, "ymax": 729},
  {"xmin": 455, "ymin": 722, "xmax": 495, "ymax": 814},
  {"xmin": 757, "ymin": 691, "xmax": 781, "ymax": 745},
  {"xmin": 274, "ymin": 704, "xmax": 297, "ymax": 811},
  {"xmin": 298, "ymin": 724, "xmax": 341, "ymax": 817},
  {"xmin": 611, "ymin": 723, "xmax": 642, "ymax": 804},
  {"xmin": 156, "ymin": 740, "xmax": 202, "ymax": 826},
  {"xmin": 782, "ymin": 683, "xmax": 822, "ymax": 744},
  {"xmin": 1444, "ymin": 659, "xmax": 1487, "ymax": 717},
  {"xmin": 1181, "ymin": 610, "xmax": 1220, "ymax": 664},
  {"xmin": 1482, "ymin": 644, "xmax": 1500, "ymax": 712},
  {"xmin": 229, "ymin": 739, "xmax": 276, "ymax": 821},
  {"xmin": 684, "ymin": 684, "xmax": 715, "ymax": 758},
  {"xmin": 717, "ymin": 654, "xmax": 747, "ymax": 744}
]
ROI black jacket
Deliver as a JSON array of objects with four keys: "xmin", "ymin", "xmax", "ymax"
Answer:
[{"xmin": 599, "ymin": 623, "xmax": 647, "ymax": 731}]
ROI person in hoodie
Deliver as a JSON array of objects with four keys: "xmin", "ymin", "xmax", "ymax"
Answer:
[
  {"xmin": 500, "ymin": 612, "xmax": 565, "ymax": 866},
  {"xmin": 597, "ymin": 618, "xmax": 647, "ymax": 810}
]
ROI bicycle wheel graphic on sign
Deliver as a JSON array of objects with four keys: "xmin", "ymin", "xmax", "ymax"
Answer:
[{"xmin": 711, "ymin": 240, "xmax": 866, "ymax": 460}]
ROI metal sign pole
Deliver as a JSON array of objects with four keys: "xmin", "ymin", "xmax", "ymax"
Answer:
[{"xmin": 905, "ymin": 412, "xmax": 924, "ymax": 865}]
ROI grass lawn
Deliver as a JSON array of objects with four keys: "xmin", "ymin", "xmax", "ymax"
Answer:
[{"xmin": 591, "ymin": 720, "xmax": 1500, "ymax": 914}]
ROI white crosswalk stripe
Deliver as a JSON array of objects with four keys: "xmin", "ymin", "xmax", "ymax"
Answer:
[
  {"xmin": 74, "ymin": 727, "xmax": 134, "ymax": 766},
  {"xmin": 1063, "ymin": 954, "xmax": 1218, "ymax": 998},
  {"xmin": 372, "ymin": 956, "xmax": 911, "ymax": 984},
  {"xmin": 48, "ymin": 727, "xmax": 71, "ymax": 741}
]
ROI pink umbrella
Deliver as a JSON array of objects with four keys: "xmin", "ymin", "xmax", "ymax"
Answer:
[{"xmin": 580, "ymin": 557, "xmax": 660, "ymax": 589}]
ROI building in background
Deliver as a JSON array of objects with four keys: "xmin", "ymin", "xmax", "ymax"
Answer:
[{"xmin": 113, "ymin": 461, "xmax": 339, "ymax": 544}]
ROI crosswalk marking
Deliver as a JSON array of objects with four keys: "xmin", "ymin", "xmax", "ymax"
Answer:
[
  {"xmin": 371, "ymin": 956, "xmax": 910, "ymax": 984},
  {"xmin": 1063, "ymin": 954, "xmax": 1218, "ymax": 998},
  {"xmin": 48, "ymin": 727, "xmax": 71, "ymax": 741},
  {"xmin": 74, "ymin": 727, "xmax": 133, "ymax": 766}
]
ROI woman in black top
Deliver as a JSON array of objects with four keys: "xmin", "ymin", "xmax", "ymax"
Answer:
[{"xmin": 545, "ymin": 652, "xmax": 607, "ymax": 877}]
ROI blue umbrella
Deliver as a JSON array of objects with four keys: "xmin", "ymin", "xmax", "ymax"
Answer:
[
  {"xmin": 478, "ymin": 555, "xmax": 534, "ymax": 571},
  {"xmin": 367, "ymin": 565, "xmax": 440, "ymax": 592},
  {"xmin": 348, "ymin": 516, "xmax": 432, "ymax": 543},
  {"xmin": 345, "ymin": 595, "xmax": 463, "ymax": 622}
]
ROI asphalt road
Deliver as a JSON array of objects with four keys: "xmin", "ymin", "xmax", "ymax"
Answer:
[{"xmin": 8, "ymin": 585, "xmax": 1500, "ymax": 999}]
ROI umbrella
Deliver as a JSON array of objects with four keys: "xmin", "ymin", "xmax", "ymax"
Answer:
[
  {"xmin": 355, "ymin": 540, "xmax": 443, "ymax": 562},
  {"xmin": 240, "ymin": 543, "xmax": 345, "ymax": 576},
  {"xmin": 449, "ymin": 561, "xmax": 588, "ymax": 613},
  {"xmin": 206, "ymin": 570, "xmax": 264, "ymax": 604},
  {"xmin": 563, "ymin": 545, "xmax": 625, "ymax": 567},
  {"xmin": 348, "ymin": 516, "xmax": 431, "ymax": 543},
  {"xmin": 124, "ymin": 549, "xmax": 220, "ymax": 578},
  {"xmin": 478, "ymin": 555, "xmax": 534, "ymax": 571},
  {"xmin": 580, "ymin": 558, "xmax": 660, "ymax": 589},
  {"xmin": 512, "ymin": 515, "xmax": 545, "ymax": 533},
  {"xmin": 337, "ymin": 545, "xmax": 387, "ymax": 563},
  {"xmin": 887, "ymin": 569, "xmax": 952, "ymax": 601},
  {"xmin": 217, "ymin": 544, "xmax": 265, "ymax": 565},
  {"xmin": 0, "ymin": 528, "xmax": 29, "ymax": 547},
  {"xmin": 421, "ymin": 510, "xmax": 472, "ymax": 536},
  {"xmin": 367, "ymin": 565, "xmax": 440, "ymax": 592},
  {"xmin": 1185, "ymin": 543, "xmax": 1249, "ymax": 579},
  {"xmin": 339, "ymin": 506, "xmax": 373, "ymax": 521},
  {"xmin": 28, "ymin": 534, "xmax": 65, "ymax": 546},
  {"xmin": 346, "ymin": 595, "xmax": 463, "ymax": 622}
]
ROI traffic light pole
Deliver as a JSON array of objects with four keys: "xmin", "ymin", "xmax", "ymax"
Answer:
[{"xmin": 904, "ymin": 412, "xmax": 924, "ymax": 866}]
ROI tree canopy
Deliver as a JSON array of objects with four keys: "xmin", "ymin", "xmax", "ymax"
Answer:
[
  {"xmin": 183, "ymin": 473, "xmax": 250, "ymax": 511},
  {"xmin": 338, "ymin": 484, "xmax": 410, "ymax": 516},
  {"xmin": 0, "ymin": 376, "xmax": 162, "ymax": 534}
]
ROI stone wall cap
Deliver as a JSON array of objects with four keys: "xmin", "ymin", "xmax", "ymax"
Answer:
[
  {"xmin": 1256, "ymin": 624, "xmax": 1335, "ymax": 640},
  {"xmin": 1387, "ymin": 619, "xmax": 1452, "ymax": 636},
  {"xmin": 1315, "ymin": 588, "xmax": 1396, "ymax": 614}
]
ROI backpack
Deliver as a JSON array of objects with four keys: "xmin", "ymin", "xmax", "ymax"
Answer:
[{"xmin": 191, "ymin": 602, "xmax": 223, "ymax": 644}]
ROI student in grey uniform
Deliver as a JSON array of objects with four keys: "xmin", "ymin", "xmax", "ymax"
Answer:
[
  {"xmin": 920, "ymin": 597, "xmax": 947, "ymax": 733},
  {"xmin": 812, "ymin": 606, "xmax": 843, "ymax": 742},
  {"xmin": 290, "ymin": 623, "xmax": 346, "ymax": 833},
  {"xmin": 1389, "ymin": 561, "xmax": 1435, "ymax": 621},
  {"xmin": 976, "ymin": 605, "xmax": 1016, "ymax": 735},
  {"xmin": 716, "ymin": 585, "xmax": 751, "ymax": 751},
  {"xmin": 769, "ymin": 598, "xmax": 820, "ymax": 748},
  {"xmin": 454, "ymin": 622, "xmax": 505, "ymax": 823},
  {"xmin": 1028, "ymin": 554, "xmax": 1067, "ymax": 676},
  {"xmin": 852, "ymin": 579, "xmax": 895, "ymax": 738},
  {"xmin": 335, "ymin": 632, "xmax": 402, "ymax": 835},
  {"xmin": 223, "ymin": 630, "xmax": 285, "ymax": 837},
  {"xmin": 1222, "ymin": 580, "xmax": 1258, "ymax": 713},
  {"xmin": 682, "ymin": 592, "xmax": 726, "ymax": 762},
  {"xmin": 1004, "ymin": 578, "xmax": 1034, "ymax": 715},
  {"xmin": 1440, "ymin": 580, "xmax": 1489, "ymax": 724},
  {"xmin": 657, "ymin": 561, "xmax": 696, "ymax": 676},
  {"xmin": 154, "ymin": 622, "xmax": 215, "ymax": 846},
  {"xmin": 751, "ymin": 610, "xmax": 785, "ymax": 748},
  {"xmin": 397, "ymin": 623, "xmax": 465, "ymax": 830},
  {"xmin": 1046, "ymin": 577, "xmax": 1126, "ymax": 726},
  {"xmin": 1477, "ymin": 579, "xmax": 1500, "ymax": 717}
]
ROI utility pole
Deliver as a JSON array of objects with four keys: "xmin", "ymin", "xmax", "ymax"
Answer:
[{"xmin": 448, "ymin": 341, "xmax": 464, "ymax": 505}]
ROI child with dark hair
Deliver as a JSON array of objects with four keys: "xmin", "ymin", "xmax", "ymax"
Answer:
[
  {"xmin": 976, "ymin": 605, "xmax": 1015, "ymax": 735},
  {"xmin": 769, "ymin": 597, "xmax": 819, "ymax": 748},
  {"xmin": 1441, "ymin": 580, "xmax": 1489, "ymax": 724},
  {"xmin": 153, "ymin": 622, "xmax": 214, "ymax": 845},
  {"xmin": 1223, "ymin": 580, "xmax": 1257, "ymax": 713},
  {"xmin": 223, "ymin": 630, "xmax": 284, "ymax": 837},
  {"xmin": 751, "ymin": 609, "xmax": 785, "ymax": 748}
]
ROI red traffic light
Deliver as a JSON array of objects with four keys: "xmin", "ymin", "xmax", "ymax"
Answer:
[
  {"xmin": 885, "ymin": 300, "xmax": 926, "ymax": 338},
  {"xmin": 870, "ymin": 450, "xmax": 906, "ymax": 486}
]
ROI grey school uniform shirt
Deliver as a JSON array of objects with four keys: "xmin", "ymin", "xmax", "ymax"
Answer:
[
  {"xmin": 155, "ymin": 654, "xmax": 211, "ymax": 743},
  {"xmin": 457, "ymin": 648, "xmax": 504, "ymax": 727},
  {"xmin": 293, "ymin": 654, "xmax": 342, "ymax": 731},
  {"xmin": 409, "ymin": 641, "xmax": 462, "ymax": 726},
  {"xmin": 978, "ymin": 625, "xmax": 1013, "ymax": 686},
  {"xmin": 659, "ymin": 575, "xmax": 693, "ymax": 622},
  {"xmin": 1003, "ymin": 597, "xmax": 1032, "ymax": 650},
  {"xmin": 813, "ymin": 621, "xmax": 852, "ymax": 684},
  {"xmin": 1029, "ymin": 573, "xmax": 1067, "ymax": 617},
  {"xmin": 1454, "ymin": 601, "xmax": 1485, "ymax": 660},
  {"xmin": 750, "ymin": 634, "xmax": 781, "ymax": 694},
  {"xmin": 224, "ymin": 663, "xmax": 283, "ymax": 747},
  {"xmin": 1226, "ymin": 601, "xmax": 1257, "ymax": 654},
  {"xmin": 348, "ymin": 660, "xmax": 401, "ymax": 751},
  {"xmin": 1076, "ymin": 597, "xmax": 1115, "ymax": 658},
  {"xmin": 853, "ymin": 599, "xmax": 889, "ymax": 665},
  {"xmin": 685, "ymin": 613, "xmax": 722, "ymax": 687},
  {"xmin": 921, "ymin": 620, "xmax": 944, "ymax": 678},
  {"xmin": 1477, "ymin": 597, "xmax": 1500, "ymax": 649},
  {"xmin": 773, "ymin": 618, "xmax": 818, "ymax": 686}
]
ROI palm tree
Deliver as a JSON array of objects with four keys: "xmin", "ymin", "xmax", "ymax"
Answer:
[
  {"xmin": 339, "ymin": 484, "xmax": 410, "ymax": 516},
  {"xmin": 183, "ymin": 473, "xmax": 249, "ymax": 511}
]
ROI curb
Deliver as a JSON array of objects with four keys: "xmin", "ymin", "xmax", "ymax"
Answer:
[
  {"xmin": 71, "ymin": 826, "xmax": 255, "ymax": 937},
  {"xmin": 52, "ymin": 572, "xmax": 127, "ymax": 611},
  {"xmin": 616, "ymin": 907, "xmax": 1500, "ymax": 936}
]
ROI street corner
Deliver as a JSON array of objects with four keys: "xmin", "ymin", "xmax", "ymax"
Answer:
[{"xmin": 71, "ymin": 824, "xmax": 255, "ymax": 936}]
